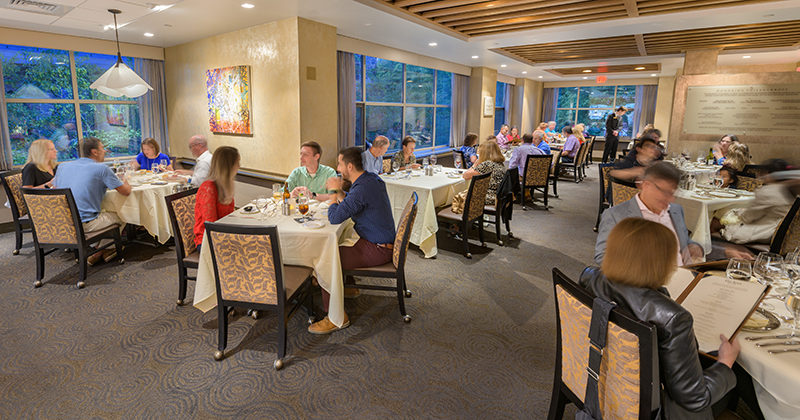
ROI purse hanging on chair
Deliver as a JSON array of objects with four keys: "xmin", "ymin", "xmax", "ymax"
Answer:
[
  {"xmin": 576, "ymin": 298, "xmax": 616, "ymax": 420},
  {"xmin": 450, "ymin": 190, "xmax": 467, "ymax": 214}
]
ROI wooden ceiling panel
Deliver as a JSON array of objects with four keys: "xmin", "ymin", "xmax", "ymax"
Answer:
[
  {"xmin": 545, "ymin": 62, "xmax": 661, "ymax": 75},
  {"xmin": 499, "ymin": 35, "xmax": 641, "ymax": 63}
]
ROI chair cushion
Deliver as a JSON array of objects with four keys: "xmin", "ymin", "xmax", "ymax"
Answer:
[
  {"xmin": 437, "ymin": 206, "xmax": 464, "ymax": 222},
  {"xmin": 283, "ymin": 265, "xmax": 314, "ymax": 300},
  {"xmin": 183, "ymin": 250, "xmax": 200, "ymax": 266},
  {"xmin": 85, "ymin": 223, "xmax": 121, "ymax": 242},
  {"xmin": 345, "ymin": 262, "xmax": 397, "ymax": 276},
  {"xmin": 484, "ymin": 204, "xmax": 497, "ymax": 213}
]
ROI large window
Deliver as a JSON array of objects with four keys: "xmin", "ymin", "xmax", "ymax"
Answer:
[
  {"xmin": 494, "ymin": 82, "xmax": 507, "ymax": 134},
  {"xmin": 554, "ymin": 85, "xmax": 636, "ymax": 138},
  {"xmin": 1, "ymin": 44, "xmax": 142, "ymax": 165},
  {"xmin": 354, "ymin": 54, "xmax": 452, "ymax": 154}
]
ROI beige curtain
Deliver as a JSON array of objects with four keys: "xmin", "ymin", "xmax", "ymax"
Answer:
[
  {"xmin": 0, "ymin": 64, "xmax": 12, "ymax": 170},
  {"xmin": 541, "ymin": 88, "xmax": 557, "ymax": 123},
  {"xmin": 450, "ymin": 73, "xmax": 469, "ymax": 147},
  {"xmin": 503, "ymin": 83, "xmax": 512, "ymax": 126},
  {"xmin": 136, "ymin": 59, "xmax": 169, "ymax": 154},
  {"xmin": 637, "ymin": 85, "xmax": 658, "ymax": 135},
  {"xmin": 337, "ymin": 51, "xmax": 356, "ymax": 150}
]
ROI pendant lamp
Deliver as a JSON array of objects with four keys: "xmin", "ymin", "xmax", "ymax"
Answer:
[{"xmin": 90, "ymin": 9, "xmax": 153, "ymax": 98}]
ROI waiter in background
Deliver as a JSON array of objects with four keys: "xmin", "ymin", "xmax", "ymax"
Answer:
[{"xmin": 602, "ymin": 106, "xmax": 627, "ymax": 163}]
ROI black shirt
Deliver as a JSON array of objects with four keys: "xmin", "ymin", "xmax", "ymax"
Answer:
[{"xmin": 22, "ymin": 163, "xmax": 56, "ymax": 187}]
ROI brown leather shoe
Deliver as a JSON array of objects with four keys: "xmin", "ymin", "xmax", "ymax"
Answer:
[
  {"xmin": 102, "ymin": 247, "xmax": 120, "ymax": 263},
  {"xmin": 308, "ymin": 315, "xmax": 350, "ymax": 335},
  {"xmin": 344, "ymin": 288, "xmax": 361, "ymax": 299},
  {"xmin": 87, "ymin": 251, "xmax": 103, "ymax": 266}
]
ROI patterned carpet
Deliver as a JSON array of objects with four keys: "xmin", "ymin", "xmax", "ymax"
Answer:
[{"xmin": 0, "ymin": 167, "xmax": 604, "ymax": 419}]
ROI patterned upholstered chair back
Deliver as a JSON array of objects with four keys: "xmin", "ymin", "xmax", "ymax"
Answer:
[
  {"xmin": 465, "ymin": 172, "xmax": 492, "ymax": 222},
  {"xmin": 2, "ymin": 171, "xmax": 27, "ymax": 217},
  {"xmin": 523, "ymin": 154, "xmax": 551, "ymax": 188},
  {"xmin": 550, "ymin": 149, "xmax": 562, "ymax": 170},
  {"xmin": 393, "ymin": 192, "xmax": 418, "ymax": 269},
  {"xmin": 166, "ymin": 190, "xmax": 198, "ymax": 258},
  {"xmin": 382, "ymin": 158, "xmax": 392, "ymax": 174},
  {"xmin": 611, "ymin": 180, "xmax": 639, "ymax": 206},
  {"xmin": 743, "ymin": 164, "xmax": 769, "ymax": 177},
  {"xmin": 600, "ymin": 165, "xmax": 614, "ymax": 202},
  {"xmin": 736, "ymin": 175, "xmax": 763, "ymax": 193},
  {"xmin": 207, "ymin": 226, "xmax": 280, "ymax": 306},
  {"xmin": 771, "ymin": 197, "xmax": 800, "ymax": 256},
  {"xmin": 23, "ymin": 189, "xmax": 79, "ymax": 245},
  {"xmin": 550, "ymin": 269, "xmax": 658, "ymax": 420},
  {"xmin": 574, "ymin": 141, "xmax": 588, "ymax": 166}
]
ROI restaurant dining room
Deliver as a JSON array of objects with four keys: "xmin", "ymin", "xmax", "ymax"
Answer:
[{"xmin": 2, "ymin": 0, "xmax": 800, "ymax": 418}]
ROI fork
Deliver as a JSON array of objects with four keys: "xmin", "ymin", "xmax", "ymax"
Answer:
[
  {"xmin": 756, "ymin": 341, "xmax": 800, "ymax": 348},
  {"xmin": 746, "ymin": 334, "xmax": 798, "ymax": 342},
  {"xmin": 768, "ymin": 348, "xmax": 800, "ymax": 355}
]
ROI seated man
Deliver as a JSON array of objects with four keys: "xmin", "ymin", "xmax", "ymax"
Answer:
[
  {"xmin": 361, "ymin": 135, "xmax": 390, "ymax": 175},
  {"xmin": 54, "ymin": 137, "xmax": 131, "ymax": 265},
  {"xmin": 560, "ymin": 125, "xmax": 580, "ymax": 163},
  {"xmin": 532, "ymin": 130, "xmax": 551, "ymax": 155},
  {"xmin": 308, "ymin": 147, "xmax": 396, "ymax": 334},
  {"xmin": 609, "ymin": 135, "xmax": 660, "ymax": 182},
  {"xmin": 176, "ymin": 135, "xmax": 213, "ymax": 186},
  {"xmin": 287, "ymin": 141, "xmax": 337, "ymax": 201},
  {"xmin": 508, "ymin": 133, "xmax": 544, "ymax": 177},
  {"xmin": 495, "ymin": 124, "xmax": 510, "ymax": 149}
]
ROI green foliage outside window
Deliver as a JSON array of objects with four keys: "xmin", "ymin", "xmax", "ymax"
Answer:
[{"xmin": 555, "ymin": 85, "xmax": 636, "ymax": 138}]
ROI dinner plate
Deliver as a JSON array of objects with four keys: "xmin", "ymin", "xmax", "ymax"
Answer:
[
  {"xmin": 708, "ymin": 191, "xmax": 738, "ymax": 199},
  {"xmin": 691, "ymin": 194, "xmax": 712, "ymax": 200},
  {"xmin": 318, "ymin": 202, "xmax": 330, "ymax": 209},
  {"xmin": 733, "ymin": 190, "xmax": 755, "ymax": 196},
  {"xmin": 741, "ymin": 308, "xmax": 780, "ymax": 332},
  {"xmin": 302, "ymin": 220, "xmax": 325, "ymax": 229},
  {"xmin": 151, "ymin": 181, "xmax": 168, "ymax": 185}
]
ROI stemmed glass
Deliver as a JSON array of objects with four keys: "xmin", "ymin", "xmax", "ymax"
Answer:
[
  {"xmin": 405, "ymin": 163, "xmax": 413, "ymax": 179},
  {"xmin": 392, "ymin": 160, "xmax": 400, "ymax": 174},
  {"xmin": 151, "ymin": 162, "xmax": 159, "ymax": 174},
  {"xmin": 272, "ymin": 183, "xmax": 283, "ymax": 205},
  {"xmin": 726, "ymin": 259, "xmax": 752, "ymax": 281},
  {"xmin": 297, "ymin": 194, "xmax": 309, "ymax": 223},
  {"xmin": 160, "ymin": 158, "xmax": 168, "ymax": 172},
  {"xmin": 785, "ymin": 281, "xmax": 800, "ymax": 333},
  {"xmin": 711, "ymin": 171, "xmax": 724, "ymax": 189},
  {"xmin": 430, "ymin": 154, "xmax": 437, "ymax": 166},
  {"xmin": 754, "ymin": 252, "xmax": 784, "ymax": 286},
  {"xmin": 454, "ymin": 154, "xmax": 463, "ymax": 170},
  {"xmin": 256, "ymin": 195, "xmax": 268, "ymax": 212}
]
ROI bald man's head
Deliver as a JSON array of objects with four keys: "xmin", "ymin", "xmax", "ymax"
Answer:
[{"xmin": 188, "ymin": 135, "xmax": 208, "ymax": 157}]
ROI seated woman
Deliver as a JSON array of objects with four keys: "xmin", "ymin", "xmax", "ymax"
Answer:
[
  {"xmin": 459, "ymin": 133, "xmax": 479, "ymax": 169},
  {"xmin": 712, "ymin": 134, "xmax": 738, "ymax": 165},
  {"xmin": 391, "ymin": 136, "xmax": 421, "ymax": 171},
  {"xmin": 133, "ymin": 137, "xmax": 173, "ymax": 171},
  {"xmin": 581, "ymin": 218, "xmax": 739, "ymax": 419},
  {"xmin": 609, "ymin": 135, "xmax": 660, "ymax": 182},
  {"xmin": 508, "ymin": 126, "xmax": 521, "ymax": 146},
  {"xmin": 194, "ymin": 146, "xmax": 239, "ymax": 252},
  {"xmin": 463, "ymin": 141, "xmax": 507, "ymax": 205},
  {"xmin": 722, "ymin": 142, "xmax": 750, "ymax": 172},
  {"xmin": 22, "ymin": 139, "xmax": 58, "ymax": 188}
]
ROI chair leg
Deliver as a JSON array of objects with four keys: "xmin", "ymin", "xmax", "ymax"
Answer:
[
  {"xmin": 479, "ymin": 217, "xmax": 486, "ymax": 248},
  {"xmin": 275, "ymin": 315, "xmax": 287, "ymax": 370},
  {"xmin": 177, "ymin": 265, "xmax": 188, "ymax": 306},
  {"xmin": 13, "ymin": 222, "xmax": 22, "ymax": 255},
  {"xmin": 77, "ymin": 247, "xmax": 87, "ymax": 289},
  {"xmin": 544, "ymin": 184, "xmax": 549, "ymax": 208},
  {"xmin": 553, "ymin": 178, "xmax": 559, "ymax": 197},
  {"xmin": 547, "ymin": 388, "xmax": 571, "ymax": 420},
  {"xmin": 34, "ymin": 247, "xmax": 45, "ymax": 287},
  {"xmin": 494, "ymin": 212, "xmax": 503, "ymax": 246},
  {"xmin": 114, "ymin": 231, "xmax": 124, "ymax": 263},
  {"xmin": 214, "ymin": 304, "xmax": 228, "ymax": 361},
  {"xmin": 304, "ymin": 282, "xmax": 316, "ymax": 324},
  {"xmin": 521, "ymin": 186, "xmax": 527, "ymax": 210},
  {"xmin": 462, "ymin": 221, "xmax": 471, "ymax": 259},
  {"xmin": 396, "ymin": 278, "xmax": 410, "ymax": 323}
]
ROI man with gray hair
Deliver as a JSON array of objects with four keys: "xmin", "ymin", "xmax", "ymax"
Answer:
[
  {"xmin": 496, "ymin": 124, "xmax": 510, "ymax": 149},
  {"xmin": 177, "ymin": 135, "xmax": 212, "ymax": 186},
  {"xmin": 544, "ymin": 121, "xmax": 557, "ymax": 141},
  {"xmin": 361, "ymin": 135, "xmax": 390, "ymax": 175}
]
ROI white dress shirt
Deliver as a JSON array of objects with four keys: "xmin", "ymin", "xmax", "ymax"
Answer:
[{"xmin": 191, "ymin": 150, "xmax": 213, "ymax": 186}]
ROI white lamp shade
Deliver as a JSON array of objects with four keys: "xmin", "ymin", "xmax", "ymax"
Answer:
[{"xmin": 90, "ymin": 62, "xmax": 153, "ymax": 98}]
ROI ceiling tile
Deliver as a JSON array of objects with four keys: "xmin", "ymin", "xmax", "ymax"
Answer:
[
  {"xmin": 49, "ymin": 16, "xmax": 108, "ymax": 31},
  {"xmin": 0, "ymin": 8, "xmax": 60, "ymax": 25}
]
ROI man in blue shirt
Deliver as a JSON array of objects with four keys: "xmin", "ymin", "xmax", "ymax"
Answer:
[
  {"xmin": 532, "ymin": 131, "xmax": 551, "ymax": 155},
  {"xmin": 508, "ymin": 133, "xmax": 544, "ymax": 177},
  {"xmin": 308, "ymin": 147, "xmax": 396, "ymax": 334},
  {"xmin": 55, "ymin": 137, "xmax": 131, "ymax": 265},
  {"xmin": 361, "ymin": 135, "xmax": 389, "ymax": 175}
]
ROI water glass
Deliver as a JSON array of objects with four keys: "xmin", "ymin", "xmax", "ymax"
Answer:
[
  {"xmin": 726, "ymin": 259, "xmax": 752, "ymax": 281},
  {"xmin": 151, "ymin": 163, "xmax": 159, "ymax": 174},
  {"xmin": 160, "ymin": 158, "xmax": 168, "ymax": 172},
  {"xmin": 454, "ymin": 155, "xmax": 463, "ymax": 169},
  {"xmin": 423, "ymin": 157, "xmax": 429, "ymax": 167},
  {"xmin": 785, "ymin": 281, "xmax": 800, "ymax": 331},
  {"xmin": 392, "ymin": 160, "xmax": 400, "ymax": 174},
  {"xmin": 754, "ymin": 252, "xmax": 784, "ymax": 286},
  {"xmin": 430, "ymin": 154, "xmax": 437, "ymax": 166},
  {"xmin": 297, "ymin": 194, "xmax": 309, "ymax": 223},
  {"xmin": 256, "ymin": 195, "xmax": 268, "ymax": 211}
]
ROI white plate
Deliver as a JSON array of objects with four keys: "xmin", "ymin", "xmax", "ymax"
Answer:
[
  {"xmin": 733, "ymin": 189, "xmax": 755, "ymax": 196},
  {"xmin": 318, "ymin": 202, "xmax": 330, "ymax": 209},
  {"xmin": 692, "ymin": 194, "xmax": 712, "ymax": 200},
  {"xmin": 447, "ymin": 174, "xmax": 462, "ymax": 179},
  {"xmin": 151, "ymin": 181, "xmax": 168, "ymax": 185},
  {"xmin": 302, "ymin": 220, "xmax": 325, "ymax": 229},
  {"xmin": 708, "ymin": 191, "xmax": 738, "ymax": 199}
]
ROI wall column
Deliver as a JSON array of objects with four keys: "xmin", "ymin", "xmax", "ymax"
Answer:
[
  {"xmin": 683, "ymin": 49, "xmax": 719, "ymax": 75},
  {"xmin": 515, "ymin": 78, "xmax": 543, "ymax": 134},
  {"xmin": 467, "ymin": 67, "xmax": 497, "ymax": 141}
]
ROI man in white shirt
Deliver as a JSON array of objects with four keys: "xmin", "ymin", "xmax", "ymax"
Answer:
[{"xmin": 177, "ymin": 135, "xmax": 212, "ymax": 186}]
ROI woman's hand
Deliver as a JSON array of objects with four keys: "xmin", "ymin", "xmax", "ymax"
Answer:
[{"xmin": 717, "ymin": 334, "xmax": 740, "ymax": 368}]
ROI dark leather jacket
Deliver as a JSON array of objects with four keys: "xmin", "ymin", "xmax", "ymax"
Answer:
[{"xmin": 579, "ymin": 267, "xmax": 736, "ymax": 420}]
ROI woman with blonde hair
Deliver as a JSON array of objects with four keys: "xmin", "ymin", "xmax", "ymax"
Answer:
[
  {"xmin": 22, "ymin": 139, "xmax": 58, "ymax": 188},
  {"xmin": 193, "ymin": 146, "xmax": 240, "ymax": 250},
  {"xmin": 571, "ymin": 125, "xmax": 586, "ymax": 144},
  {"xmin": 133, "ymin": 137, "xmax": 173, "ymax": 171},
  {"xmin": 463, "ymin": 141, "xmax": 507, "ymax": 205},
  {"xmin": 723, "ymin": 142, "xmax": 751, "ymax": 172},
  {"xmin": 580, "ymin": 217, "xmax": 741, "ymax": 419}
]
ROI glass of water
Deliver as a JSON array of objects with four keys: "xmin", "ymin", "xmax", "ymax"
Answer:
[
  {"xmin": 785, "ymin": 280, "xmax": 800, "ymax": 332},
  {"xmin": 392, "ymin": 160, "xmax": 400, "ymax": 174},
  {"xmin": 726, "ymin": 259, "xmax": 752, "ymax": 281},
  {"xmin": 430, "ymin": 154, "xmax": 437, "ymax": 166}
]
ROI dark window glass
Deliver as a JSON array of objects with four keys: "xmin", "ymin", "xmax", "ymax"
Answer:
[
  {"xmin": 577, "ymin": 109, "xmax": 611, "ymax": 137},
  {"xmin": 74, "ymin": 52, "xmax": 136, "ymax": 101},
  {"xmin": 435, "ymin": 108, "xmax": 451, "ymax": 147},
  {"xmin": 405, "ymin": 64, "xmax": 434, "ymax": 105},
  {"xmin": 355, "ymin": 105, "xmax": 363, "ymax": 147},
  {"xmin": 557, "ymin": 87, "xmax": 578, "ymax": 108},
  {"xmin": 555, "ymin": 109, "xmax": 575, "ymax": 130},
  {"xmin": 366, "ymin": 105, "xmax": 403, "ymax": 153},
  {"xmin": 494, "ymin": 109, "xmax": 506, "ymax": 134},
  {"xmin": 616, "ymin": 85, "xmax": 636, "ymax": 109},
  {"xmin": 0, "ymin": 44, "xmax": 72, "ymax": 99},
  {"xmin": 436, "ymin": 70, "xmax": 452, "ymax": 105},
  {"xmin": 578, "ymin": 86, "xmax": 615, "ymax": 108},
  {"xmin": 7, "ymin": 103, "xmax": 79, "ymax": 164},
  {"xmin": 404, "ymin": 107, "xmax": 433, "ymax": 149},
  {"xmin": 79, "ymin": 104, "xmax": 142, "ymax": 158},
  {"xmin": 495, "ymin": 82, "xmax": 506, "ymax": 107},
  {"xmin": 355, "ymin": 54, "xmax": 363, "ymax": 102},
  {"xmin": 365, "ymin": 56, "xmax": 403, "ymax": 103}
]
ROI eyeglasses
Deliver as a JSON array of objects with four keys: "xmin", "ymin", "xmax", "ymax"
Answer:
[{"xmin": 647, "ymin": 180, "xmax": 676, "ymax": 196}]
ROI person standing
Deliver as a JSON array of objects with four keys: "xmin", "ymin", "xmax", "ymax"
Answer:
[
  {"xmin": 176, "ymin": 135, "xmax": 213, "ymax": 186},
  {"xmin": 287, "ymin": 141, "xmax": 338, "ymax": 201},
  {"xmin": 361, "ymin": 135, "xmax": 390, "ymax": 175},
  {"xmin": 602, "ymin": 106, "xmax": 627, "ymax": 163}
]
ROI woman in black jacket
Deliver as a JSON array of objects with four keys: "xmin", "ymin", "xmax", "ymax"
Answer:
[{"xmin": 580, "ymin": 217, "xmax": 740, "ymax": 419}]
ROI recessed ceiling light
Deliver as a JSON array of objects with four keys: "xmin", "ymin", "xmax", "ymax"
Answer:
[
  {"xmin": 743, "ymin": 55, "xmax": 751, "ymax": 58},
  {"xmin": 651, "ymin": 74, "xmax": 657, "ymax": 77},
  {"xmin": 150, "ymin": 5, "xmax": 172, "ymax": 11},
  {"xmin": 538, "ymin": 76, "xmax": 543, "ymax": 79},
  {"xmin": 144, "ymin": 32, "xmax": 154, "ymax": 37},
  {"xmin": 583, "ymin": 77, "xmax": 588, "ymax": 79},
  {"xmin": 635, "ymin": 66, "xmax": 645, "ymax": 70},
  {"xmin": 471, "ymin": 55, "xmax": 479, "ymax": 59},
  {"xmin": 428, "ymin": 42, "xmax": 437, "ymax": 46},
  {"xmin": 241, "ymin": 3, "xmax": 254, "ymax": 8},
  {"xmin": 365, "ymin": 23, "xmax": 372, "ymax": 26},
  {"xmin": 522, "ymin": 71, "xmax": 527, "ymax": 74},
  {"xmin": 583, "ymin": 69, "xmax": 592, "ymax": 73}
]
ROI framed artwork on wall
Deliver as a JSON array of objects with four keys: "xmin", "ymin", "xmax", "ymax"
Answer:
[{"xmin": 206, "ymin": 65, "xmax": 252, "ymax": 134}]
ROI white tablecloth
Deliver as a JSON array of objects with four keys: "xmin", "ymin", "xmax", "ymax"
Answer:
[
  {"xmin": 101, "ymin": 182, "xmax": 179, "ymax": 244},
  {"xmin": 381, "ymin": 170, "xmax": 467, "ymax": 258},
  {"xmin": 193, "ymin": 203, "xmax": 353, "ymax": 328},
  {"xmin": 674, "ymin": 190, "xmax": 754, "ymax": 254}
]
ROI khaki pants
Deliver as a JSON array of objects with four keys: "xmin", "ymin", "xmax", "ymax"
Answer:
[{"xmin": 83, "ymin": 212, "xmax": 125, "ymax": 248}]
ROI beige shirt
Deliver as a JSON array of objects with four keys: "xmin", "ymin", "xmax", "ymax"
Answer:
[{"xmin": 635, "ymin": 194, "xmax": 684, "ymax": 266}]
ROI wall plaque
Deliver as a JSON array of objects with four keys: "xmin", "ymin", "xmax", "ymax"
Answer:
[{"xmin": 682, "ymin": 84, "xmax": 800, "ymax": 137}]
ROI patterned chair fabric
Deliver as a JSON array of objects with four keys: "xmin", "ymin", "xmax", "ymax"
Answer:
[
  {"xmin": 774, "ymin": 198, "xmax": 800, "ymax": 256},
  {"xmin": 382, "ymin": 158, "xmax": 392, "ymax": 174},
  {"xmin": 611, "ymin": 181, "xmax": 638, "ymax": 206},
  {"xmin": 6, "ymin": 173, "xmax": 27, "ymax": 217},
  {"xmin": 601, "ymin": 166, "xmax": 614, "ymax": 196},
  {"xmin": 743, "ymin": 165, "xmax": 769, "ymax": 177},
  {"xmin": 550, "ymin": 149, "xmax": 562, "ymax": 170},
  {"xmin": 736, "ymin": 176, "xmax": 763, "ymax": 192},
  {"xmin": 171, "ymin": 193, "xmax": 197, "ymax": 257},
  {"xmin": 524, "ymin": 155, "xmax": 550, "ymax": 187},
  {"xmin": 209, "ymin": 231, "xmax": 278, "ymax": 305},
  {"xmin": 23, "ymin": 193, "xmax": 77, "ymax": 245},
  {"xmin": 393, "ymin": 195, "xmax": 418, "ymax": 269},
  {"xmin": 556, "ymin": 285, "xmax": 642, "ymax": 420},
  {"xmin": 466, "ymin": 173, "xmax": 491, "ymax": 221}
]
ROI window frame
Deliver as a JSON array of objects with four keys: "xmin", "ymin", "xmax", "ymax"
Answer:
[{"xmin": 554, "ymin": 85, "xmax": 635, "ymax": 139}]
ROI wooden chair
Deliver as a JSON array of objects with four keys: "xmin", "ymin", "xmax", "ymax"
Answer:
[
  {"xmin": 744, "ymin": 197, "xmax": 800, "ymax": 255},
  {"xmin": 735, "ymin": 173, "xmax": 764, "ymax": 192},
  {"xmin": 436, "ymin": 171, "xmax": 491, "ymax": 259},
  {"xmin": 22, "ymin": 188, "xmax": 124, "ymax": 289},
  {"xmin": 382, "ymin": 157, "xmax": 393, "ymax": 174},
  {"xmin": 595, "ymin": 164, "xmax": 615, "ymax": 232},
  {"xmin": 561, "ymin": 141, "xmax": 587, "ymax": 183},
  {"xmin": 452, "ymin": 148, "xmax": 467, "ymax": 169},
  {"xmin": 548, "ymin": 268, "xmax": 660, "ymax": 420},
  {"xmin": 521, "ymin": 154, "xmax": 553, "ymax": 210},
  {"xmin": 165, "ymin": 188, "xmax": 199, "ymax": 306},
  {"xmin": 743, "ymin": 164, "xmax": 769, "ymax": 177},
  {"xmin": 204, "ymin": 222, "xmax": 316, "ymax": 370},
  {"xmin": 0, "ymin": 170, "xmax": 31, "ymax": 255},
  {"xmin": 485, "ymin": 169, "xmax": 518, "ymax": 246},
  {"xmin": 548, "ymin": 150, "xmax": 562, "ymax": 198},
  {"xmin": 610, "ymin": 178, "xmax": 639, "ymax": 206},
  {"xmin": 585, "ymin": 136, "xmax": 596, "ymax": 166},
  {"xmin": 344, "ymin": 192, "xmax": 418, "ymax": 322}
]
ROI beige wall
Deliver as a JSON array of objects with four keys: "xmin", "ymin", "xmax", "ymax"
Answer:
[
  {"xmin": 512, "ymin": 78, "xmax": 543, "ymax": 134},
  {"xmin": 0, "ymin": 27, "xmax": 164, "ymax": 60},
  {"xmin": 467, "ymin": 67, "xmax": 497, "ymax": 141},
  {"xmin": 165, "ymin": 17, "xmax": 338, "ymax": 176}
]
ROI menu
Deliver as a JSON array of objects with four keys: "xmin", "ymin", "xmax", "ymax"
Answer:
[
  {"xmin": 665, "ymin": 267, "xmax": 701, "ymax": 302},
  {"xmin": 683, "ymin": 84, "xmax": 800, "ymax": 136}
]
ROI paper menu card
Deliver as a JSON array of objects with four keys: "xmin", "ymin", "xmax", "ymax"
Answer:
[
  {"xmin": 665, "ymin": 268, "xmax": 702, "ymax": 302},
  {"xmin": 679, "ymin": 276, "xmax": 770, "ymax": 354}
]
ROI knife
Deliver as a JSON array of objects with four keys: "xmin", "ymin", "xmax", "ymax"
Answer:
[
  {"xmin": 746, "ymin": 334, "xmax": 798, "ymax": 342},
  {"xmin": 768, "ymin": 348, "xmax": 800, "ymax": 354},
  {"xmin": 756, "ymin": 341, "xmax": 800, "ymax": 348}
]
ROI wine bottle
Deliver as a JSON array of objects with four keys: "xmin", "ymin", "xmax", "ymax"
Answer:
[
  {"xmin": 283, "ymin": 183, "xmax": 290, "ymax": 204},
  {"xmin": 706, "ymin": 148, "xmax": 715, "ymax": 165}
]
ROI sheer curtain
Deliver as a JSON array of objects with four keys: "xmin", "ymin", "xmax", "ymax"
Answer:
[
  {"xmin": 450, "ymin": 73, "xmax": 469, "ymax": 147},
  {"xmin": 337, "ymin": 51, "xmax": 356, "ymax": 150},
  {"xmin": 0, "ymin": 64, "xmax": 11, "ymax": 170},
  {"xmin": 136, "ymin": 59, "xmax": 169, "ymax": 154},
  {"xmin": 541, "ymin": 88, "xmax": 557, "ymax": 123}
]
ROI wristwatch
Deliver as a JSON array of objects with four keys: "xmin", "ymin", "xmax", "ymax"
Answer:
[{"xmin": 312, "ymin": 192, "xmax": 317, "ymax": 198}]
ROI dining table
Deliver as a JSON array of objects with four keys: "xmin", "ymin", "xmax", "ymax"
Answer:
[
  {"xmin": 381, "ymin": 168, "xmax": 467, "ymax": 258},
  {"xmin": 193, "ymin": 201, "xmax": 355, "ymax": 328},
  {"xmin": 674, "ymin": 187, "xmax": 755, "ymax": 255}
]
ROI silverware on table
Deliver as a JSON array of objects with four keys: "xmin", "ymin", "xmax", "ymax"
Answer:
[
  {"xmin": 756, "ymin": 340, "xmax": 800, "ymax": 348},
  {"xmin": 746, "ymin": 334, "xmax": 798, "ymax": 342},
  {"xmin": 768, "ymin": 348, "xmax": 800, "ymax": 355}
]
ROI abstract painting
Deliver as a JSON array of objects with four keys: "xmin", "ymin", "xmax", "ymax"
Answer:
[{"xmin": 206, "ymin": 65, "xmax": 252, "ymax": 134}]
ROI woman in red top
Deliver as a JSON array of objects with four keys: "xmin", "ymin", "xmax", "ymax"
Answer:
[{"xmin": 194, "ymin": 146, "xmax": 240, "ymax": 249}]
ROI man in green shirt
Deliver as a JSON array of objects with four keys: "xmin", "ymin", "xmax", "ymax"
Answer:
[{"xmin": 287, "ymin": 141, "xmax": 338, "ymax": 201}]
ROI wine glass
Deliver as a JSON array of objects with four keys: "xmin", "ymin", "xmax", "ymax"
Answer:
[
  {"xmin": 256, "ymin": 195, "xmax": 268, "ymax": 211},
  {"xmin": 405, "ymin": 164, "xmax": 412, "ymax": 179},
  {"xmin": 392, "ymin": 160, "xmax": 400, "ymax": 174},
  {"xmin": 785, "ymin": 281, "xmax": 800, "ymax": 333},
  {"xmin": 430, "ymin": 154, "xmax": 437, "ymax": 166},
  {"xmin": 454, "ymin": 154, "xmax": 463, "ymax": 170},
  {"xmin": 272, "ymin": 183, "xmax": 283, "ymax": 204},
  {"xmin": 711, "ymin": 172, "xmax": 724, "ymax": 189},
  {"xmin": 726, "ymin": 259, "xmax": 752, "ymax": 281},
  {"xmin": 151, "ymin": 162, "xmax": 159, "ymax": 174},
  {"xmin": 297, "ymin": 194, "xmax": 309, "ymax": 223},
  {"xmin": 160, "ymin": 158, "xmax": 168, "ymax": 172}
]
